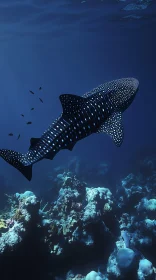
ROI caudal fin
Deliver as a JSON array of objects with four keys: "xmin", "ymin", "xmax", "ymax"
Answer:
[{"xmin": 0, "ymin": 149, "xmax": 32, "ymax": 181}]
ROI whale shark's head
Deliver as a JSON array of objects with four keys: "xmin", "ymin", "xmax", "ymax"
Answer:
[{"xmin": 109, "ymin": 77, "xmax": 139, "ymax": 112}]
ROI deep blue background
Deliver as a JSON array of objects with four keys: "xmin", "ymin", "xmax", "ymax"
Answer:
[{"xmin": 0, "ymin": 0, "xmax": 156, "ymax": 194}]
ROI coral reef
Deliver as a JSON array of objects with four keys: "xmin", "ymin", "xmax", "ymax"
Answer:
[
  {"xmin": 0, "ymin": 156, "xmax": 156, "ymax": 279},
  {"xmin": 0, "ymin": 191, "xmax": 49, "ymax": 279}
]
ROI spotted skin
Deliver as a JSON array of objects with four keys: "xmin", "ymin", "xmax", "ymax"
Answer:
[{"xmin": 0, "ymin": 78, "xmax": 139, "ymax": 181}]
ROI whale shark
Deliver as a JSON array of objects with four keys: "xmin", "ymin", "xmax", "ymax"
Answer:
[{"xmin": 0, "ymin": 78, "xmax": 139, "ymax": 181}]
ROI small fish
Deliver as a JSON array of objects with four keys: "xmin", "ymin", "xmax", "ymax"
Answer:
[
  {"xmin": 39, "ymin": 98, "xmax": 43, "ymax": 103},
  {"xmin": 21, "ymin": 114, "xmax": 24, "ymax": 117},
  {"xmin": 8, "ymin": 133, "xmax": 13, "ymax": 136},
  {"xmin": 26, "ymin": 122, "xmax": 32, "ymax": 125},
  {"xmin": 39, "ymin": 87, "xmax": 42, "ymax": 90},
  {"xmin": 0, "ymin": 78, "xmax": 139, "ymax": 181},
  {"xmin": 17, "ymin": 134, "xmax": 20, "ymax": 140},
  {"xmin": 31, "ymin": 108, "xmax": 34, "ymax": 111},
  {"xmin": 29, "ymin": 90, "xmax": 35, "ymax": 95}
]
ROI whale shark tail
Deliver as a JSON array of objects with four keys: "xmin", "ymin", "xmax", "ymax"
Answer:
[{"xmin": 0, "ymin": 149, "xmax": 32, "ymax": 181}]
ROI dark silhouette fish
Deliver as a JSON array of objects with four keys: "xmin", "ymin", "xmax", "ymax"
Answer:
[
  {"xmin": 21, "ymin": 114, "xmax": 24, "ymax": 117},
  {"xmin": 26, "ymin": 121, "xmax": 32, "ymax": 125},
  {"xmin": 31, "ymin": 108, "xmax": 34, "ymax": 111},
  {"xmin": 39, "ymin": 87, "xmax": 42, "ymax": 90},
  {"xmin": 8, "ymin": 133, "xmax": 13, "ymax": 136},
  {"xmin": 30, "ymin": 90, "xmax": 35, "ymax": 95},
  {"xmin": 17, "ymin": 134, "xmax": 20, "ymax": 140},
  {"xmin": 0, "ymin": 78, "xmax": 139, "ymax": 181},
  {"xmin": 39, "ymin": 98, "xmax": 43, "ymax": 103}
]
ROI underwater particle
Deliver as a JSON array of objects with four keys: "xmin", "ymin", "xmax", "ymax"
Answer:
[
  {"xmin": 21, "ymin": 114, "xmax": 24, "ymax": 117},
  {"xmin": 29, "ymin": 90, "xmax": 35, "ymax": 95},
  {"xmin": 17, "ymin": 134, "xmax": 20, "ymax": 140},
  {"xmin": 39, "ymin": 97, "xmax": 43, "ymax": 103},
  {"xmin": 8, "ymin": 133, "xmax": 13, "ymax": 136},
  {"xmin": 31, "ymin": 108, "xmax": 34, "ymax": 110},
  {"xmin": 81, "ymin": 0, "xmax": 86, "ymax": 3},
  {"xmin": 39, "ymin": 87, "xmax": 42, "ymax": 90},
  {"xmin": 26, "ymin": 121, "xmax": 32, "ymax": 125}
]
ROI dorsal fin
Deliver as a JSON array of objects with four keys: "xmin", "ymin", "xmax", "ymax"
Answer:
[
  {"xmin": 97, "ymin": 112, "xmax": 124, "ymax": 147},
  {"xmin": 29, "ymin": 137, "xmax": 40, "ymax": 150},
  {"xmin": 59, "ymin": 94, "xmax": 85, "ymax": 116}
]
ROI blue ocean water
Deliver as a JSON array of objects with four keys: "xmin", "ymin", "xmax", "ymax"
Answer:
[
  {"xmin": 0, "ymin": 0, "xmax": 155, "ymax": 192},
  {"xmin": 0, "ymin": 1, "xmax": 155, "ymax": 279}
]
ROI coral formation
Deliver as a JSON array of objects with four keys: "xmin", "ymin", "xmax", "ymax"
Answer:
[{"xmin": 0, "ymin": 156, "xmax": 155, "ymax": 279}]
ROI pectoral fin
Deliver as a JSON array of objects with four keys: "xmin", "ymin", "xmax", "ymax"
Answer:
[{"xmin": 97, "ymin": 112, "xmax": 124, "ymax": 147}]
